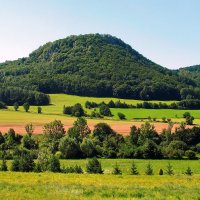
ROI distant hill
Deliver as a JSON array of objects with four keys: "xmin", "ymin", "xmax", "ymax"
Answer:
[{"xmin": 0, "ymin": 34, "xmax": 198, "ymax": 100}]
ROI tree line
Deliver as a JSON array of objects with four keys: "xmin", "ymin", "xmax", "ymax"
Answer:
[
  {"xmin": 0, "ymin": 87, "xmax": 50, "ymax": 105},
  {"xmin": 0, "ymin": 118, "xmax": 200, "ymax": 163}
]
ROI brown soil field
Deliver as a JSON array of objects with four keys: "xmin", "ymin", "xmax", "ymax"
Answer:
[{"xmin": 0, "ymin": 121, "xmax": 192, "ymax": 136}]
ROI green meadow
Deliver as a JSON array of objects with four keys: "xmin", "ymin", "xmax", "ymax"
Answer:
[
  {"xmin": 3, "ymin": 93, "xmax": 200, "ymax": 121},
  {"xmin": 1, "ymin": 159, "xmax": 200, "ymax": 200}
]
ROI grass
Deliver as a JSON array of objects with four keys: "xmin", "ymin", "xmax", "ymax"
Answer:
[
  {"xmin": 1, "ymin": 159, "xmax": 200, "ymax": 199},
  {"xmin": 4, "ymin": 93, "xmax": 200, "ymax": 121}
]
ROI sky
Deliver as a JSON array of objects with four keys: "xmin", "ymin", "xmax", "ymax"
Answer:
[{"xmin": 0, "ymin": 0, "xmax": 199, "ymax": 69}]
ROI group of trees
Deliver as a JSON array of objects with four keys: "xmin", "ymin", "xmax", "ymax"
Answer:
[
  {"xmin": 85, "ymin": 99, "xmax": 200, "ymax": 110},
  {"xmin": 0, "ymin": 118, "xmax": 200, "ymax": 164},
  {"xmin": 0, "ymin": 87, "xmax": 50, "ymax": 106},
  {"xmin": 0, "ymin": 34, "xmax": 199, "ymax": 101}
]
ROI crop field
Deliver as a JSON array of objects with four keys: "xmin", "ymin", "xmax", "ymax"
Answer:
[
  {"xmin": 0, "ymin": 94, "xmax": 199, "ymax": 134},
  {"xmin": 1, "ymin": 159, "xmax": 200, "ymax": 200}
]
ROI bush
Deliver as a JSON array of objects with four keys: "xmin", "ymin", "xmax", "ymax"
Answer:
[
  {"xmin": 185, "ymin": 150, "xmax": 197, "ymax": 160},
  {"xmin": 112, "ymin": 163, "xmax": 122, "ymax": 175},
  {"xmin": 0, "ymin": 158, "xmax": 8, "ymax": 171},
  {"xmin": 13, "ymin": 102, "xmax": 19, "ymax": 111},
  {"xmin": 159, "ymin": 169, "xmax": 163, "ymax": 175},
  {"xmin": 86, "ymin": 158, "xmax": 103, "ymax": 174},
  {"xmin": 23, "ymin": 102, "xmax": 30, "ymax": 112},
  {"xmin": 37, "ymin": 106, "xmax": 42, "ymax": 114},
  {"xmin": 99, "ymin": 104, "xmax": 112, "ymax": 116},
  {"xmin": 62, "ymin": 165, "xmax": 83, "ymax": 174},
  {"xmin": 47, "ymin": 155, "xmax": 60, "ymax": 172},
  {"xmin": 118, "ymin": 112, "xmax": 126, "ymax": 120},
  {"xmin": 185, "ymin": 167, "xmax": 193, "ymax": 176}
]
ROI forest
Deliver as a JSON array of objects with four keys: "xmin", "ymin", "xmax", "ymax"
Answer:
[{"xmin": 0, "ymin": 34, "xmax": 199, "ymax": 101}]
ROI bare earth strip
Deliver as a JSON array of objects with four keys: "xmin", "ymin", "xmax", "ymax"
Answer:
[{"xmin": 0, "ymin": 121, "xmax": 191, "ymax": 136}]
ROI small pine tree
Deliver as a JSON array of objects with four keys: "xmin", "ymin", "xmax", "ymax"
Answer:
[
  {"xmin": 166, "ymin": 162, "xmax": 174, "ymax": 175},
  {"xmin": 112, "ymin": 163, "xmax": 122, "ymax": 175},
  {"xmin": 185, "ymin": 167, "xmax": 193, "ymax": 176},
  {"xmin": 130, "ymin": 162, "xmax": 139, "ymax": 175},
  {"xmin": 0, "ymin": 158, "xmax": 8, "ymax": 171},
  {"xmin": 145, "ymin": 163, "xmax": 153, "ymax": 175},
  {"xmin": 86, "ymin": 158, "xmax": 103, "ymax": 174},
  {"xmin": 159, "ymin": 169, "xmax": 163, "ymax": 175}
]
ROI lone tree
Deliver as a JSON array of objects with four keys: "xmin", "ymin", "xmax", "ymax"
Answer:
[
  {"xmin": 23, "ymin": 102, "xmax": 30, "ymax": 112},
  {"xmin": 99, "ymin": 103, "xmax": 112, "ymax": 116},
  {"xmin": 145, "ymin": 163, "xmax": 153, "ymax": 175},
  {"xmin": 13, "ymin": 102, "xmax": 19, "ymax": 111},
  {"xmin": 118, "ymin": 112, "xmax": 126, "ymax": 120},
  {"xmin": 183, "ymin": 112, "xmax": 194, "ymax": 125},
  {"xmin": 38, "ymin": 106, "xmax": 42, "ymax": 114},
  {"xmin": 112, "ymin": 163, "xmax": 122, "ymax": 175},
  {"xmin": 166, "ymin": 162, "xmax": 174, "ymax": 175},
  {"xmin": 130, "ymin": 161, "xmax": 139, "ymax": 175},
  {"xmin": 86, "ymin": 158, "xmax": 103, "ymax": 174},
  {"xmin": 185, "ymin": 166, "xmax": 193, "ymax": 176}
]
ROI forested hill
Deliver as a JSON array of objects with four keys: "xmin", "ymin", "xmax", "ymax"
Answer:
[{"xmin": 0, "ymin": 34, "xmax": 198, "ymax": 100}]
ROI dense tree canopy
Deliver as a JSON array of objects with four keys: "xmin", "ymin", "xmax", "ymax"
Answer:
[{"xmin": 0, "ymin": 34, "xmax": 198, "ymax": 100}]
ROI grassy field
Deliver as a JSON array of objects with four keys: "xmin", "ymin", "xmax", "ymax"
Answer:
[
  {"xmin": 4, "ymin": 93, "xmax": 200, "ymax": 120},
  {"xmin": 0, "ymin": 93, "xmax": 200, "ymax": 134},
  {"xmin": 1, "ymin": 159, "xmax": 200, "ymax": 200}
]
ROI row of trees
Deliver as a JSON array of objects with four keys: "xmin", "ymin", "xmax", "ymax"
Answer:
[
  {"xmin": 0, "ymin": 118, "xmax": 200, "ymax": 161},
  {"xmin": 85, "ymin": 99, "xmax": 200, "ymax": 110}
]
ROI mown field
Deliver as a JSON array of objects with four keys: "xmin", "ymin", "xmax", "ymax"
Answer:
[
  {"xmin": 1, "ymin": 159, "xmax": 200, "ymax": 200},
  {"xmin": 0, "ymin": 94, "xmax": 200, "ymax": 134}
]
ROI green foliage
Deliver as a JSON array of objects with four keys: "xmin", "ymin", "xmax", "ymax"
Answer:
[
  {"xmin": 130, "ymin": 162, "xmax": 139, "ymax": 175},
  {"xmin": 165, "ymin": 163, "xmax": 174, "ymax": 175},
  {"xmin": 62, "ymin": 165, "xmax": 83, "ymax": 174},
  {"xmin": 185, "ymin": 150, "xmax": 196, "ymax": 160},
  {"xmin": 112, "ymin": 163, "xmax": 122, "ymax": 175},
  {"xmin": 11, "ymin": 150, "xmax": 35, "ymax": 172},
  {"xmin": 37, "ymin": 106, "xmax": 42, "ymax": 114},
  {"xmin": 86, "ymin": 158, "xmax": 103, "ymax": 174},
  {"xmin": 159, "ymin": 169, "xmax": 163, "ymax": 175},
  {"xmin": 0, "ymin": 158, "xmax": 8, "ymax": 171},
  {"xmin": 117, "ymin": 112, "xmax": 126, "ymax": 120},
  {"xmin": 58, "ymin": 136, "xmax": 81, "ymax": 159},
  {"xmin": 145, "ymin": 163, "xmax": 153, "ymax": 175},
  {"xmin": 23, "ymin": 102, "xmax": 30, "ymax": 112},
  {"xmin": 185, "ymin": 166, "xmax": 193, "ymax": 176},
  {"xmin": 63, "ymin": 103, "xmax": 85, "ymax": 117},
  {"xmin": 99, "ymin": 103, "xmax": 112, "ymax": 116},
  {"xmin": 47, "ymin": 155, "xmax": 61, "ymax": 172},
  {"xmin": 183, "ymin": 112, "xmax": 194, "ymax": 125},
  {"xmin": 13, "ymin": 102, "xmax": 19, "ymax": 111}
]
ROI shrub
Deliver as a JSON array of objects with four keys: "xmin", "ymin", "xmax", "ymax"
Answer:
[
  {"xmin": 159, "ymin": 169, "xmax": 163, "ymax": 175},
  {"xmin": 130, "ymin": 162, "xmax": 139, "ymax": 175},
  {"xmin": 185, "ymin": 150, "xmax": 197, "ymax": 160},
  {"xmin": 0, "ymin": 158, "xmax": 8, "ymax": 171},
  {"xmin": 118, "ymin": 112, "xmax": 126, "ymax": 120},
  {"xmin": 145, "ymin": 163, "xmax": 153, "ymax": 175},
  {"xmin": 99, "ymin": 104, "xmax": 112, "ymax": 116},
  {"xmin": 37, "ymin": 106, "xmax": 42, "ymax": 114},
  {"xmin": 86, "ymin": 158, "xmax": 103, "ymax": 174},
  {"xmin": 13, "ymin": 102, "xmax": 19, "ymax": 111},
  {"xmin": 47, "ymin": 155, "xmax": 61, "ymax": 172},
  {"xmin": 23, "ymin": 102, "xmax": 30, "ymax": 112},
  {"xmin": 62, "ymin": 165, "xmax": 83, "ymax": 174},
  {"xmin": 185, "ymin": 167, "xmax": 193, "ymax": 176},
  {"xmin": 112, "ymin": 163, "xmax": 122, "ymax": 175}
]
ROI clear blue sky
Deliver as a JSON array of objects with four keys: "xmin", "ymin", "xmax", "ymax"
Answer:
[{"xmin": 0, "ymin": 0, "xmax": 199, "ymax": 69}]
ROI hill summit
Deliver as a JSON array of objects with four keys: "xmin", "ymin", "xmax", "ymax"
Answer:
[{"xmin": 0, "ymin": 34, "xmax": 197, "ymax": 100}]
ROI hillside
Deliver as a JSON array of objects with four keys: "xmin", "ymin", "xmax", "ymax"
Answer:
[{"xmin": 0, "ymin": 34, "xmax": 197, "ymax": 100}]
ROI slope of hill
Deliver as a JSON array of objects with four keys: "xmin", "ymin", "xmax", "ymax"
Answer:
[{"xmin": 0, "ymin": 34, "xmax": 197, "ymax": 100}]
